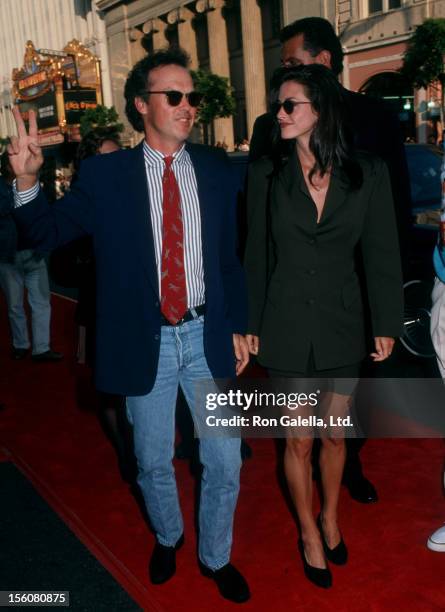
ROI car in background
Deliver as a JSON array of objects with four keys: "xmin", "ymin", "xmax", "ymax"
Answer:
[
  {"xmin": 406, "ymin": 143, "xmax": 442, "ymax": 219},
  {"xmin": 402, "ymin": 144, "xmax": 442, "ymax": 360}
]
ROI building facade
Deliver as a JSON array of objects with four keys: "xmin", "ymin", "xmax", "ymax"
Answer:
[
  {"xmin": 0, "ymin": 0, "xmax": 112, "ymax": 139},
  {"xmin": 96, "ymin": 0, "xmax": 283, "ymax": 147},
  {"xmin": 96, "ymin": 0, "xmax": 445, "ymax": 147},
  {"xmin": 1, "ymin": 0, "xmax": 444, "ymax": 145},
  {"xmin": 338, "ymin": 0, "xmax": 445, "ymax": 143}
]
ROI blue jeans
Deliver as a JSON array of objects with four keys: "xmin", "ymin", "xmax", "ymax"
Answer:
[
  {"xmin": 0, "ymin": 250, "xmax": 51, "ymax": 354},
  {"xmin": 126, "ymin": 316, "xmax": 241, "ymax": 570}
]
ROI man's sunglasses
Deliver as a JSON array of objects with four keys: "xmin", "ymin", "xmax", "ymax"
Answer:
[
  {"xmin": 270, "ymin": 99, "xmax": 311, "ymax": 115},
  {"xmin": 143, "ymin": 90, "xmax": 203, "ymax": 107}
]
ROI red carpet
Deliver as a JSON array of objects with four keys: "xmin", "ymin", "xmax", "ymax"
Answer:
[{"xmin": 1, "ymin": 293, "xmax": 445, "ymax": 611}]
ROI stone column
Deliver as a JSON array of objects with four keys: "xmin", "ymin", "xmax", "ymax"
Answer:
[
  {"xmin": 103, "ymin": 5, "xmax": 133, "ymax": 143},
  {"xmin": 240, "ymin": 0, "xmax": 266, "ymax": 139},
  {"xmin": 199, "ymin": 0, "xmax": 234, "ymax": 150},
  {"xmin": 150, "ymin": 18, "xmax": 168, "ymax": 50},
  {"xmin": 92, "ymin": 4, "xmax": 113, "ymax": 107},
  {"xmin": 175, "ymin": 7, "xmax": 199, "ymax": 69},
  {"xmin": 129, "ymin": 28, "xmax": 145, "ymax": 65}
]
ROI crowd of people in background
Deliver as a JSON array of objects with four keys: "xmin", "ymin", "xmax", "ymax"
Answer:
[{"xmin": 0, "ymin": 151, "xmax": 62, "ymax": 363}]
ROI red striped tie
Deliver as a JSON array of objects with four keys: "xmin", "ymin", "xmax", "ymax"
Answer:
[{"xmin": 160, "ymin": 156, "xmax": 187, "ymax": 324}]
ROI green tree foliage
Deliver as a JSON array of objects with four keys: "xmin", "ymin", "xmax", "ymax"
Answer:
[
  {"xmin": 79, "ymin": 104, "xmax": 124, "ymax": 137},
  {"xmin": 400, "ymin": 19, "xmax": 445, "ymax": 89},
  {"xmin": 191, "ymin": 69, "xmax": 236, "ymax": 124}
]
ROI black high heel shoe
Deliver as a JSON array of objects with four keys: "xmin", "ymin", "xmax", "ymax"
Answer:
[
  {"xmin": 317, "ymin": 514, "xmax": 348, "ymax": 565},
  {"xmin": 298, "ymin": 539, "xmax": 332, "ymax": 589}
]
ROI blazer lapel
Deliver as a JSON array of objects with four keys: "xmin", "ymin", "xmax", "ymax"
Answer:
[
  {"xmin": 286, "ymin": 152, "xmax": 349, "ymax": 227},
  {"xmin": 280, "ymin": 151, "xmax": 317, "ymax": 232},
  {"xmin": 119, "ymin": 142, "xmax": 159, "ymax": 298},
  {"xmin": 318, "ymin": 168, "xmax": 350, "ymax": 225},
  {"xmin": 280, "ymin": 149, "xmax": 309, "ymax": 198}
]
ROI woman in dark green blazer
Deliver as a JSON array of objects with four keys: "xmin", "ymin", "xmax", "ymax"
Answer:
[{"xmin": 245, "ymin": 65, "xmax": 403, "ymax": 588}]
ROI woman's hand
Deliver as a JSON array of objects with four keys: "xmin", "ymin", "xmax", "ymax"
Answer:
[
  {"xmin": 246, "ymin": 334, "xmax": 259, "ymax": 355},
  {"xmin": 370, "ymin": 337, "xmax": 395, "ymax": 361}
]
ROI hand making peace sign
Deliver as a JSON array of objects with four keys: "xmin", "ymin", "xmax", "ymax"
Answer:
[{"xmin": 8, "ymin": 106, "xmax": 44, "ymax": 190}]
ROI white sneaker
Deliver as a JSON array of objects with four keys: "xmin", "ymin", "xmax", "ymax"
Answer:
[{"xmin": 427, "ymin": 525, "xmax": 445, "ymax": 552}]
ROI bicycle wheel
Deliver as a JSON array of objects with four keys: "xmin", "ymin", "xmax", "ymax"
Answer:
[{"xmin": 400, "ymin": 279, "xmax": 436, "ymax": 358}]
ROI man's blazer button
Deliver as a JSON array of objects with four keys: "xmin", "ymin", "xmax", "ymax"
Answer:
[
  {"xmin": 308, "ymin": 238, "xmax": 316, "ymax": 245},
  {"xmin": 306, "ymin": 298, "xmax": 315, "ymax": 305},
  {"xmin": 154, "ymin": 334, "xmax": 160, "ymax": 340}
]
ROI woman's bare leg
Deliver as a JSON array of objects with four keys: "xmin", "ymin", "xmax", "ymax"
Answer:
[
  {"xmin": 319, "ymin": 392, "xmax": 349, "ymax": 546},
  {"xmin": 284, "ymin": 436, "xmax": 326, "ymax": 568}
]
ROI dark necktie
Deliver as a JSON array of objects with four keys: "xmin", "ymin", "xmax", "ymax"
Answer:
[{"xmin": 160, "ymin": 156, "xmax": 187, "ymax": 324}]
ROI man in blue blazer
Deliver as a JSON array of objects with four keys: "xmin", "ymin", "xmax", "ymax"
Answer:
[{"xmin": 10, "ymin": 48, "xmax": 250, "ymax": 604}]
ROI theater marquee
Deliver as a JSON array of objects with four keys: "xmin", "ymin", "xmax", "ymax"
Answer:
[{"xmin": 12, "ymin": 40, "xmax": 103, "ymax": 146}]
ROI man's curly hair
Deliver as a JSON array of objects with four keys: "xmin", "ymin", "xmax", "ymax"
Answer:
[{"xmin": 124, "ymin": 47, "xmax": 190, "ymax": 133}]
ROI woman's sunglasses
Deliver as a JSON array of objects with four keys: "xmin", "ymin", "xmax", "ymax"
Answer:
[
  {"xmin": 270, "ymin": 99, "xmax": 311, "ymax": 115},
  {"xmin": 143, "ymin": 90, "xmax": 203, "ymax": 107}
]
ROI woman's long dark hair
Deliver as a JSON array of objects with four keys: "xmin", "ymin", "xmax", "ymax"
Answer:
[{"xmin": 270, "ymin": 64, "xmax": 363, "ymax": 189}]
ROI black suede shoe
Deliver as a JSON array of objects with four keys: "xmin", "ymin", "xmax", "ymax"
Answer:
[
  {"xmin": 344, "ymin": 474, "xmax": 378, "ymax": 503},
  {"xmin": 201, "ymin": 562, "xmax": 250, "ymax": 603},
  {"xmin": 149, "ymin": 534, "xmax": 184, "ymax": 585},
  {"xmin": 317, "ymin": 514, "xmax": 348, "ymax": 565},
  {"xmin": 298, "ymin": 540, "xmax": 332, "ymax": 589},
  {"xmin": 32, "ymin": 350, "xmax": 63, "ymax": 362},
  {"xmin": 11, "ymin": 347, "xmax": 28, "ymax": 360}
]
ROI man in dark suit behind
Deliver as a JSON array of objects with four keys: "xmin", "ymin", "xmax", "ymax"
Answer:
[
  {"xmin": 249, "ymin": 17, "xmax": 412, "ymax": 505},
  {"xmin": 10, "ymin": 48, "xmax": 250, "ymax": 604}
]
